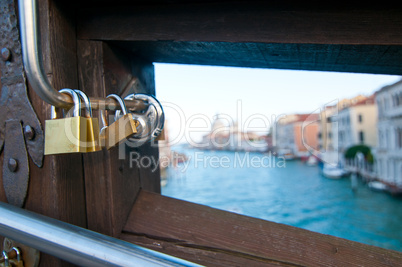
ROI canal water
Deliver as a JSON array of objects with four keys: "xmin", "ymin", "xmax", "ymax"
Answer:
[{"xmin": 162, "ymin": 147, "xmax": 402, "ymax": 252}]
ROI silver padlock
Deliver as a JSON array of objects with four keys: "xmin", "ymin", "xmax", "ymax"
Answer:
[{"xmin": 115, "ymin": 93, "xmax": 164, "ymax": 145}]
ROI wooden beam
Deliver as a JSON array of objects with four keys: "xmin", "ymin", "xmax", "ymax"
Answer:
[
  {"xmin": 21, "ymin": 0, "xmax": 86, "ymax": 265},
  {"xmin": 78, "ymin": 3, "xmax": 402, "ymax": 45},
  {"xmin": 121, "ymin": 190, "xmax": 402, "ymax": 266},
  {"xmin": 114, "ymin": 41, "xmax": 402, "ymax": 75},
  {"xmin": 76, "ymin": 3, "xmax": 402, "ymax": 75},
  {"xmin": 77, "ymin": 40, "xmax": 160, "ymax": 237}
]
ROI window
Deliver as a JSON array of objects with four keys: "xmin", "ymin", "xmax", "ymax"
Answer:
[
  {"xmin": 359, "ymin": 131, "xmax": 365, "ymax": 143},
  {"xmin": 379, "ymin": 130, "xmax": 383, "ymax": 148},
  {"xmin": 386, "ymin": 129, "xmax": 390, "ymax": 148},
  {"xmin": 358, "ymin": 114, "xmax": 363, "ymax": 123},
  {"xmin": 397, "ymin": 128, "xmax": 402, "ymax": 148},
  {"xmin": 378, "ymin": 99, "xmax": 383, "ymax": 118}
]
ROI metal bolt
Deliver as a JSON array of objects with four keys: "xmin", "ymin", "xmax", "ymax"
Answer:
[
  {"xmin": 24, "ymin": 125, "xmax": 35, "ymax": 140},
  {"xmin": 1, "ymin": 48, "xmax": 11, "ymax": 61},
  {"xmin": 8, "ymin": 158, "xmax": 18, "ymax": 172}
]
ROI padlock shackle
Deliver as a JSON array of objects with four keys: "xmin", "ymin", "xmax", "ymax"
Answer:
[
  {"xmin": 2, "ymin": 251, "xmax": 9, "ymax": 266},
  {"xmin": 11, "ymin": 247, "xmax": 21, "ymax": 262},
  {"xmin": 74, "ymin": 90, "xmax": 92, "ymax": 118},
  {"xmin": 106, "ymin": 94, "xmax": 128, "ymax": 115},
  {"xmin": 59, "ymin": 89, "xmax": 81, "ymax": 117}
]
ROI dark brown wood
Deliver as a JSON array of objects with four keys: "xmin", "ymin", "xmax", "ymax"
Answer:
[
  {"xmin": 20, "ymin": 0, "xmax": 86, "ymax": 266},
  {"xmin": 77, "ymin": 40, "xmax": 160, "ymax": 237},
  {"xmin": 121, "ymin": 190, "xmax": 402, "ymax": 267},
  {"xmin": 78, "ymin": 3, "xmax": 402, "ymax": 45},
  {"xmin": 74, "ymin": 3, "xmax": 402, "ymax": 75}
]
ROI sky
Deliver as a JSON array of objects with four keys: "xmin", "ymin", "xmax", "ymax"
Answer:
[{"xmin": 154, "ymin": 63, "xmax": 401, "ymax": 144}]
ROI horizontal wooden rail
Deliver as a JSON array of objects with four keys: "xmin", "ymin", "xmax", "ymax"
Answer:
[
  {"xmin": 121, "ymin": 190, "xmax": 402, "ymax": 267},
  {"xmin": 75, "ymin": 3, "xmax": 402, "ymax": 75},
  {"xmin": 78, "ymin": 3, "xmax": 402, "ymax": 45}
]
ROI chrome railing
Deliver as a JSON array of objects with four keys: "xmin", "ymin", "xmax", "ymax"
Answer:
[{"xmin": 0, "ymin": 201, "xmax": 200, "ymax": 266}]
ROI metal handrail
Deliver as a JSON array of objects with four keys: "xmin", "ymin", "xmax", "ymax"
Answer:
[
  {"xmin": 0, "ymin": 201, "xmax": 200, "ymax": 267},
  {"xmin": 18, "ymin": 0, "xmax": 148, "ymax": 111}
]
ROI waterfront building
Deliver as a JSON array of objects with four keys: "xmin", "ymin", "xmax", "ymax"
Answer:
[
  {"xmin": 328, "ymin": 95, "xmax": 377, "ymax": 168},
  {"xmin": 333, "ymin": 95, "xmax": 377, "ymax": 151},
  {"xmin": 198, "ymin": 115, "xmax": 269, "ymax": 152},
  {"xmin": 317, "ymin": 95, "xmax": 368, "ymax": 154},
  {"xmin": 375, "ymin": 80, "xmax": 402, "ymax": 187},
  {"xmin": 317, "ymin": 105, "xmax": 339, "ymax": 164},
  {"xmin": 318, "ymin": 105, "xmax": 337, "ymax": 152},
  {"xmin": 199, "ymin": 116, "xmax": 230, "ymax": 149},
  {"xmin": 316, "ymin": 95, "xmax": 378, "ymax": 166},
  {"xmin": 275, "ymin": 113, "xmax": 320, "ymax": 158}
]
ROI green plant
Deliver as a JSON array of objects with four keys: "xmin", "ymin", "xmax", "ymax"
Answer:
[{"xmin": 344, "ymin": 145, "xmax": 374, "ymax": 164}]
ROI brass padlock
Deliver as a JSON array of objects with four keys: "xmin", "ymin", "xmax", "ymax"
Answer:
[
  {"xmin": 99, "ymin": 94, "xmax": 138, "ymax": 149},
  {"xmin": 44, "ymin": 89, "xmax": 87, "ymax": 155},
  {"xmin": 74, "ymin": 90, "xmax": 101, "ymax": 152}
]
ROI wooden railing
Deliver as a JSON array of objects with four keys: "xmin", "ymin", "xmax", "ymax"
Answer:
[{"xmin": 121, "ymin": 190, "xmax": 402, "ymax": 266}]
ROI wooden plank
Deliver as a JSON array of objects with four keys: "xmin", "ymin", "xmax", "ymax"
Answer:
[
  {"xmin": 78, "ymin": 3, "xmax": 402, "ymax": 45},
  {"xmin": 76, "ymin": 2, "xmax": 402, "ymax": 75},
  {"xmin": 77, "ymin": 40, "xmax": 160, "ymax": 237},
  {"xmin": 121, "ymin": 190, "xmax": 402, "ymax": 267},
  {"xmin": 19, "ymin": 0, "xmax": 86, "ymax": 266},
  {"xmin": 116, "ymin": 41, "xmax": 402, "ymax": 75}
]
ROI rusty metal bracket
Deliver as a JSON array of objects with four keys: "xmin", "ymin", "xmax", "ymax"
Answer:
[
  {"xmin": 0, "ymin": 0, "xmax": 43, "ymax": 210},
  {"xmin": 0, "ymin": 0, "xmax": 44, "ymax": 168},
  {"xmin": 3, "ymin": 120, "xmax": 29, "ymax": 207}
]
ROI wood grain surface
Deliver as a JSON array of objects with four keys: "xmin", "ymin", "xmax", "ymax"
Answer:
[{"xmin": 122, "ymin": 190, "xmax": 402, "ymax": 267}]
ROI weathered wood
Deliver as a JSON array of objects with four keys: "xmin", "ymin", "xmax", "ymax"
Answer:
[
  {"xmin": 121, "ymin": 190, "xmax": 402, "ymax": 267},
  {"xmin": 117, "ymin": 41, "xmax": 402, "ymax": 75},
  {"xmin": 75, "ymin": 3, "xmax": 402, "ymax": 75},
  {"xmin": 21, "ymin": 0, "xmax": 86, "ymax": 266},
  {"xmin": 78, "ymin": 3, "xmax": 402, "ymax": 45},
  {"xmin": 77, "ymin": 40, "xmax": 160, "ymax": 237}
]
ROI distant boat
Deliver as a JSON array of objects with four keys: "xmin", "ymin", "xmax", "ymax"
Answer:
[
  {"xmin": 283, "ymin": 153, "xmax": 296, "ymax": 160},
  {"xmin": 368, "ymin": 181, "xmax": 388, "ymax": 192},
  {"xmin": 276, "ymin": 149, "xmax": 295, "ymax": 160},
  {"xmin": 321, "ymin": 163, "xmax": 349, "ymax": 179},
  {"xmin": 306, "ymin": 156, "xmax": 318, "ymax": 166}
]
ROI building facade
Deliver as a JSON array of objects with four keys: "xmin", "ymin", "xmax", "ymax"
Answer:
[
  {"xmin": 375, "ymin": 80, "xmax": 402, "ymax": 187},
  {"xmin": 335, "ymin": 95, "xmax": 378, "ymax": 152},
  {"xmin": 276, "ymin": 114, "xmax": 320, "ymax": 158}
]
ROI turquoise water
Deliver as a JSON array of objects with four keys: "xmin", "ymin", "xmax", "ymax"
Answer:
[{"xmin": 162, "ymin": 147, "xmax": 402, "ymax": 252}]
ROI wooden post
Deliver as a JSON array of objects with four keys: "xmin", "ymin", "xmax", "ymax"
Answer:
[
  {"xmin": 18, "ymin": 0, "xmax": 86, "ymax": 266},
  {"xmin": 1, "ymin": 1, "xmax": 160, "ymax": 265},
  {"xmin": 77, "ymin": 40, "xmax": 160, "ymax": 237}
]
